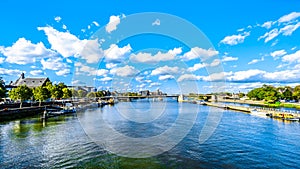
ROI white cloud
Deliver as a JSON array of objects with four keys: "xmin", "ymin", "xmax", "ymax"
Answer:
[
  {"xmin": 151, "ymin": 66, "xmax": 179, "ymax": 76},
  {"xmin": 54, "ymin": 16, "xmax": 62, "ymax": 22},
  {"xmin": 0, "ymin": 38, "xmax": 56, "ymax": 65},
  {"xmin": 80, "ymin": 39, "xmax": 104, "ymax": 63},
  {"xmin": 55, "ymin": 69, "xmax": 70, "ymax": 76},
  {"xmin": 149, "ymin": 82, "xmax": 161, "ymax": 87},
  {"xmin": 104, "ymin": 44, "xmax": 132, "ymax": 62},
  {"xmin": 270, "ymin": 49, "xmax": 286, "ymax": 59},
  {"xmin": 220, "ymin": 32, "xmax": 250, "ymax": 45},
  {"xmin": 110, "ymin": 65, "xmax": 138, "ymax": 77},
  {"xmin": 177, "ymin": 74, "xmax": 200, "ymax": 82},
  {"xmin": 282, "ymin": 50, "xmax": 300, "ymax": 63},
  {"xmin": 62, "ymin": 24, "xmax": 67, "ymax": 30},
  {"xmin": 248, "ymin": 57, "xmax": 264, "ymax": 65},
  {"xmin": 227, "ymin": 69, "xmax": 265, "ymax": 82},
  {"xmin": 159, "ymin": 75, "xmax": 174, "ymax": 81},
  {"xmin": 30, "ymin": 70, "xmax": 44, "ymax": 76},
  {"xmin": 98, "ymin": 77, "xmax": 113, "ymax": 82},
  {"xmin": 222, "ymin": 56, "xmax": 238, "ymax": 62},
  {"xmin": 0, "ymin": 57, "xmax": 4, "ymax": 64},
  {"xmin": 152, "ymin": 19, "xmax": 160, "ymax": 26},
  {"xmin": 261, "ymin": 21, "xmax": 273, "ymax": 29},
  {"xmin": 130, "ymin": 47, "xmax": 182, "ymax": 63},
  {"xmin": 210, "ymin": 59, "xmax": 221, "ymax": 67},
  {"xmin": 106, "ymin": 15, "xmax": 123, "ymax": 33},
  {"xmin": 202, "ymin": 72, "xmax": 226, "ymax": 82},
  {"xmin": 279, "ymin": 22, "xmax": 300, "ymax": 36},
  {"xmin": 93, "ymin": 21, "xmax": 100, "ymax": 27},
  {"xmin": 106, "ymin": 63, "xmax": 117, "ymax": 69},
  {"xmin": 38, "ymin": 26, "xmax": 87, "ymax": 58},
  {"xmin": 258, "ymin": 28, "xmax": 279, "ymax": 43},
  {"xmin": 181, "ymin": 47, "xmax": 219, "ymax": 61},
  {"xmin": 41, "ymin": 57, "xmax": 68, "ymax": 71},
  {"xmin": 0, "ymin": 68, "xmax": 23, "ymax": 76},
  {"xmin": 278, "ymin": 12, "xmax": 300, "ymax": 23},
  {"xmin": 187, "ymin": 63, "xmax": 206, "ymax": 72},
  {"xmin": 76, "ymin": 63, "xmax": 109, "ymax": 76}
]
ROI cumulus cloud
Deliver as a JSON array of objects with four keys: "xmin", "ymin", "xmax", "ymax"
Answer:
[
  {"xmin": 270, "ymin": 49, "xmax": 286, "ymax": 59},
  {"xmin": 151, "ymin": 66, "xmax": 179, "ymax": 76},
  {"xmin": 181, "ymin": 47, "xmax": 219, "ymax": 61},
  {"xmin": 149, "ymin": 82, "xmax": 161, "ymax": 87},
  {"xmin": 80, "ymin": 39, "xmax": 104, "ymax": 63},
  {"xmin": 158, "ymin": 75, "xmax": 174, "ymax": 81},
  {"xmin": 261, "ymin": 21, "xmax": 273, "ymax": 29},
  {"xmin": 0, "ymin": 68, "xmax": 23, "ymax": 76},
  {"xmin": 55, "ymin": 69, "xmax": 70, "ymax": 76},
  {"xmin": 278, "ymin": 12, "xmax": 300, "ymax": 23},
  {"xmin": 201, "ymin": 72, "xmax": 226, "ymax": 82},
  {"xmin": 98, "ymin": 77, "xmax": 113, "ymax": 82},
  {"xmin": 0, "ymin": 38, "xmax": 56, "ymax": 65},
  {"xmin": 130, "ymin": 47, "xmax": 182, "ymax": 63},
  {"xmin": 187, "ymin": 63, "xmax": 206, "ymax": 72},
  {"xmin": 258, "ymin": 28, "xmax": 279, "ymax": 43},
  {"xmin": 38, "ymin": 26, "xmax": 87, "ymax": 58},
  {"xmin": 104, "ymin": 44, "xmax": 132, "ymax": 62},
  {"xmin": 106, "ymin": 15, "xmax": 125, "ymax": 33},
  {"xmin": 282, "ymin": 50, "xmax": 300, "ymax": 63},
  {"xmin": 177, "ymin": 74, "xmax": 200, "ymax": 82},
  {"xmin": 222, "ymin": 56, "xmax": 238, "ymax": 62},
  {"xmin": 106, "ymin": 63, "xmax": 117, "ymax": 69},
  {"xmin": 220, "ymin": 32, "xmax": 250, "ymax": 45},
  {"xmin": 248, "ymin": 57, "xmax": 264, "ymax": 65},
  {"xmin": 210, "ymin": 59, "xmax": 221, "ymax": 67},
  {"xmin": 41, "ymin": 57, "xmax": 68, "ymax": 71},
  {"xmin": 76, "ymin": 63, "xmax": 109, "ymax": 76},
  {"xmin": 110, "ymin": 65, "xmax": 138, "ymax": 77},
  {"xmin": 54, "ymin": 16, "xmax": 62, "ymax": 22},
  {"xmin": 227, "ymin": 69, "xmax": 265, "ymax": 82},
  {"xmin": 0, "ymin": 57, "xmax": 5, "ymax": 64},
  {"xmin": 30, "ymin": 70, "xmax": 44, "ymax": 76},
  {"xmin": 279, "ymin": 22, "xmax": 300, "ymax": 36}
]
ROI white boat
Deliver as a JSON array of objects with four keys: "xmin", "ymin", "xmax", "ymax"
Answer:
[{"xmin": 250, "ymin": 109, "xmax": 267, "ymax": 117}]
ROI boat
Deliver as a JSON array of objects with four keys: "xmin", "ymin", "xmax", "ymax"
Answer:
[
  {"xmin": 250, "ymin": 109, "xmax": 267, "ymax": 117},
  {"xmin": 269, "ymin": 112, "xmax": 300, "ymax": 121}
]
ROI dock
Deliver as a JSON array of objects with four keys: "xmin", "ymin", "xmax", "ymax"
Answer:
[{"xmin": 203, "ymin": 102, "xmax": 300, "ymax": 122}]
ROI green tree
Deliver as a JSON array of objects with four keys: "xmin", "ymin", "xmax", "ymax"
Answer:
[
  {"xmin": 87, "ymin": 92, "xmax": 96, "ymax": 98},
  {"xmin": 33, "ymin": 86, "xmax": 50, "ymax": 106},
  {"xmin": 0, "ymin": 77, "xmax": 6, "ymax": 98},
  {"xmin": 293, "ymin": 85, "xmax": 300, "ymax": 101},
  {"xmin": 70, "ymin": 89, "xmax": 78, "ymax": 97},
  {"xmin": 247, "ymin": 84, "xmax": 278, "ymax": 102},
  {"xmin": 62, "ymin": 88, "xmax": 72, "ymax": 99},
  {"xmin": 9, "ymin": 85, "xmax": 33, "ymax": 108},
  {"xmin": 78, "ymin": 90, "xmax": 87, "ymax": 97}
]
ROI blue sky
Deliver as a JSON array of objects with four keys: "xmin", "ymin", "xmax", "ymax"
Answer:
[{"xmin": 0, "ymin": 0, "xmax": 300, "ymax": 94}]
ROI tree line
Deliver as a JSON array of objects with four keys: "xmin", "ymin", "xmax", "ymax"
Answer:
[{"xmin": 247, "ymin": 84, "xmax": 300, "ymax": 103}]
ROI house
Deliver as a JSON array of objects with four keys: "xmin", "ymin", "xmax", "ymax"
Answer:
[{"xmin": 8, "ymin": 73, "xmax": 50, "ymax": 89}]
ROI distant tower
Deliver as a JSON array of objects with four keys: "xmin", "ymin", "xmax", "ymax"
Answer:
[{"xmin": 21, "ymin": 72, "xmax": 25, "ymax": 79}]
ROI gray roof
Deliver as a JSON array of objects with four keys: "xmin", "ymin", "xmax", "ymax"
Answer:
[{"xmin": 11, "ymin": 77, "xmax": 49, "ymax": 88}]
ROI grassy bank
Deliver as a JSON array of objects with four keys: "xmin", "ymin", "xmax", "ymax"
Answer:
[{"xmin": 266, "ymin": 102, "xmax": 300, "ymax": 109}]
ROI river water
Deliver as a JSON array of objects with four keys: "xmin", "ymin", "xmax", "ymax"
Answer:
[{"xmin": 1, "ymin": 100, "xmax": 300, "ymax": 168}]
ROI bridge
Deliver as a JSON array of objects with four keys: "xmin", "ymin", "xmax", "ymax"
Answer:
[{"xmin": 99, "ymin": 95, "xmax": 181, "ymax": 102}]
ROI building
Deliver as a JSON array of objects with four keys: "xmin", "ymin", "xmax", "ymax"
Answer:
[
  {"xmin": 139, "ymin": 90, "xmax": 150, "ymax": 96},
  {"xmin": 8, "ymin": 73, "xmax": 50, "ymax": 89}
]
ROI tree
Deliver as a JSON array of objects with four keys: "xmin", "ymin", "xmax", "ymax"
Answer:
[
  {"xmin": 87, "ymin": 92, "xmax": 96, "ymax": 98},
  {"xmin": 62, "ymin": 88, "xmax": 72, "ymax": 99},
  {"xmin": 247, "ymin": 84, "xmax": 278, "ymax": 102},
  {"xmin": 293, "ymin": 85, "xmax": 300, "ymax": 101},
  {"xmin": 9, "ymin": 85, "xmax": 33, "ymax": 108},
  {"xmin": 33, "ymin": 86, "xmax": 50, "ymax": 106},
  {"xmin": 0, "ymin": 77, "xmax": 6, "ymax": 98},
  {"xmin": 78, "ymin": 90, "xmax": 87, "ymax": 98},
  {"xmin": 70, "ymin": 89, "xmax": 78, "ymax": 97}
]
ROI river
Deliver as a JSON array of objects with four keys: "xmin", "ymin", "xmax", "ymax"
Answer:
[{"xmin": 1, "ymin": 100, "xmax": 300, "ymax": 168}]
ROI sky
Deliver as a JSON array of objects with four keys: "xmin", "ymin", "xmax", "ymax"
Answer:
[{"xmin": 0, "ymin": 0, "xmax": 300, "ymax": 94}]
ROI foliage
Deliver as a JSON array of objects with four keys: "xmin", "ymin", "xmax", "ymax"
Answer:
[
  {"xmin": 78, "ymin": 90, "xmax": 87, "ymax": 97},
  {"xmin": 33, "ymin": 86, "xmax": 50, "ymax": 106},
  {"xmin": 0, "ymin": 77, "xmax": 6, "ymax": 98},
  {"xmin": 70, "ymin": 89, "xmax": 78, "ymax": 97},
  {"xmin": 247, "ymin": 84, "xmax": 278, "ymax": 102},
  {"xmin": 9, "ymin": 85, "xmax": 33, "ymax": 108},
  {"xmin": 62, "ymin": 88, "xmax": 72, "ymax": 99},
  {"xmin": 87, "ymin": 92, "xmax": 97, "ymax": 98}
]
